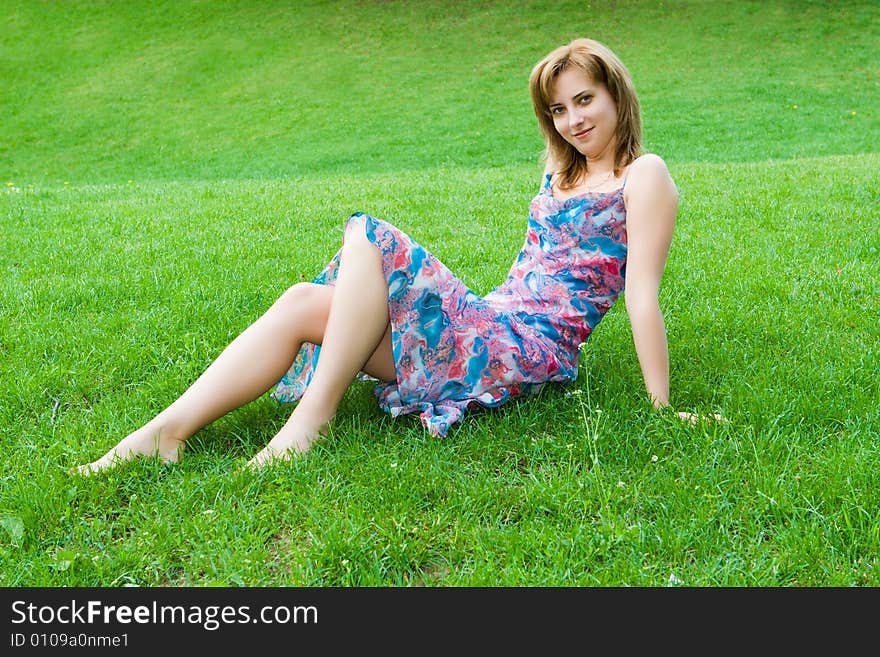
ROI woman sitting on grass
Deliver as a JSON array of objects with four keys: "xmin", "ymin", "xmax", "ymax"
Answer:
[{"xmin": 75, "ymin": 37, "xmax": 709, "ymax": 475}]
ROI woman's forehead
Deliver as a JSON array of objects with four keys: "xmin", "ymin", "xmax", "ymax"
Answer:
[{"xmin": 549, "ymin": 68, "xmax": 600, "ymax": 101}]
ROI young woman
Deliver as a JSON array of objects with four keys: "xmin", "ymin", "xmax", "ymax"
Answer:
[{"xmin": 75, "ymin": 37, "xmax": 704, "ymax": 475}]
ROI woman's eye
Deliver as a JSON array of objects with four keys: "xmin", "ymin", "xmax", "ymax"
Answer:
[
  {"xmin": 579, "ymin": 95, "xmax": 592, "ymax": 104},
  {"xmin": 550, "ymin": 106, "xmax": 564, "ymax": 115}
]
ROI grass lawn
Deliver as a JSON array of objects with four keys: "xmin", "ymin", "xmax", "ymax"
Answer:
[{"xmin": 1, "ymin": 0, "xmax": 878, "ymax": 586}]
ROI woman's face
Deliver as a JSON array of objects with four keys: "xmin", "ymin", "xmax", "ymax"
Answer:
[{"xmin": 548, "ymin": 67, "xmax": 619, "ymax": 161}]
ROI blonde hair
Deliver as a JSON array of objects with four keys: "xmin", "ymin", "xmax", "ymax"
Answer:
[{"xmin": 529, "ymin": 38, "xmax": 642, "ymax": 190}]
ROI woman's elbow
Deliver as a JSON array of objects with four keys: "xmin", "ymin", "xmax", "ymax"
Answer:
[{"xmin": 624, "ymin": 291, "xmax": 660, "ymax": 318}]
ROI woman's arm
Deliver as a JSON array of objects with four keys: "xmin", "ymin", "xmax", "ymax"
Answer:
[{"xmin": 622, "ymin": 154, "xmax": 677, "ymax": 409}]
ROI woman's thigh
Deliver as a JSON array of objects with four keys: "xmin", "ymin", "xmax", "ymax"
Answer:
[{"xmin": 275, "ymin": 282, "xmax": 395, "ymax": 382}]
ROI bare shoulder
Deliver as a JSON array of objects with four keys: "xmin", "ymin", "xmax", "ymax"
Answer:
[
  {"xmin": 627, "ymin": 153, "xmax": 674, "ymax": 186},
  {"xmin": 623, "ymin": 153, "xmax": 678, "ymax": 253},
  {"xmin": 625, "ymin": 153, "xmax": 677, "ymax": 206}
]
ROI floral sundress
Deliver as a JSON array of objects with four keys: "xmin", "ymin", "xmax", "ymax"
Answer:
[{"xmin": 272, "ymin": 173, "xmax": 628, "ymax": 437}]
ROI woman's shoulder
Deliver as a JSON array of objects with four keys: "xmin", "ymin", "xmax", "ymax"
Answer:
[
  {"xmin": 625, "ymin": 153, "xmax": 676, "ymax": 196},
  {"xmin": 627, "ymin": 153, "xmax": 671, "ymax": 180}
]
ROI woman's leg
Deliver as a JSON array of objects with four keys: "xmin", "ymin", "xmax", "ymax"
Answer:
[
  {"xmin": 73, "ymin": 268, "xmax": 394, "ymax": 475},
  {"xmin": 247, "ymin": 223, "xmax": 391, "ymax": 467}
]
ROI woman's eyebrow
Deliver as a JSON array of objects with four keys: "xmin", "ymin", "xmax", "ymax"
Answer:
[{"xmin": 551, "ymin": 88, "xmax": 591, "ymax": 105}]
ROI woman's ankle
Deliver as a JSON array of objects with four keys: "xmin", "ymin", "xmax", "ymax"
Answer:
[{"xmin": 119, "ymin": 425, "xmax": 187, "ymax": 460}]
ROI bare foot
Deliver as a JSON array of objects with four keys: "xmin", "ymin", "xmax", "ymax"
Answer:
[
  {"xmin": 246, "ymin": 421, "xmax": 327, "ymax": 470},
  {"xmin": 71, "ymin": 430, "xmax": 185, "ymax": 476}
]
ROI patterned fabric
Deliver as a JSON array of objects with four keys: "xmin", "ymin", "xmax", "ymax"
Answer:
[{"xmin": 271, "ymin": 173, "xmax": 628, "ymax": 437}]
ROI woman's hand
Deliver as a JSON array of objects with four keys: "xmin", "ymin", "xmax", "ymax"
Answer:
[
  {"xmin": 653, "ymin": 399, "xmax": 727, "ymax": 425},
  {"xmin": 675, "ymin": 411, "xmax": 727, "ymax": 425}
]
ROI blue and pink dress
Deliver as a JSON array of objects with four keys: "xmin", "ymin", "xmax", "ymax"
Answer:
[{"xmin": 271, "ymin": 173, "xmax": 628, "ymax": 437}]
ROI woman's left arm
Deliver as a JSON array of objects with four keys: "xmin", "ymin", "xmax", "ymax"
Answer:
[{"xmin": 622, "ymin": 154, "xmax": 677, "ymax": 410}]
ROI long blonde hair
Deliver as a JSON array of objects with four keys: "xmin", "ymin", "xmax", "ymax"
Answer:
[{"xmin": 529, "ymin": 38, "xmax": 642, "ymax": 190}]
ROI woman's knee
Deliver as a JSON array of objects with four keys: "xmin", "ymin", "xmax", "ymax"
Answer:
[
  {"xmin": 268, "ymin": 283, "xmax": 331, "ymax": 343},
  {"xmin": 342, "ymin": 218, "xmax": 376, "ymax": 254},
  {"xmin": 272, "ymin": 283, "xmax": 327, "ymax": 317}
]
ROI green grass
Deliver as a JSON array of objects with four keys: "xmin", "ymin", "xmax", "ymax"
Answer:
[
  {"xmin": 1, "ymin": 0, "xmax": 878, "ymax": 586},
  {"xmin": 3, "ymin": 0, "xmax": 878, "ymax": 182}
]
